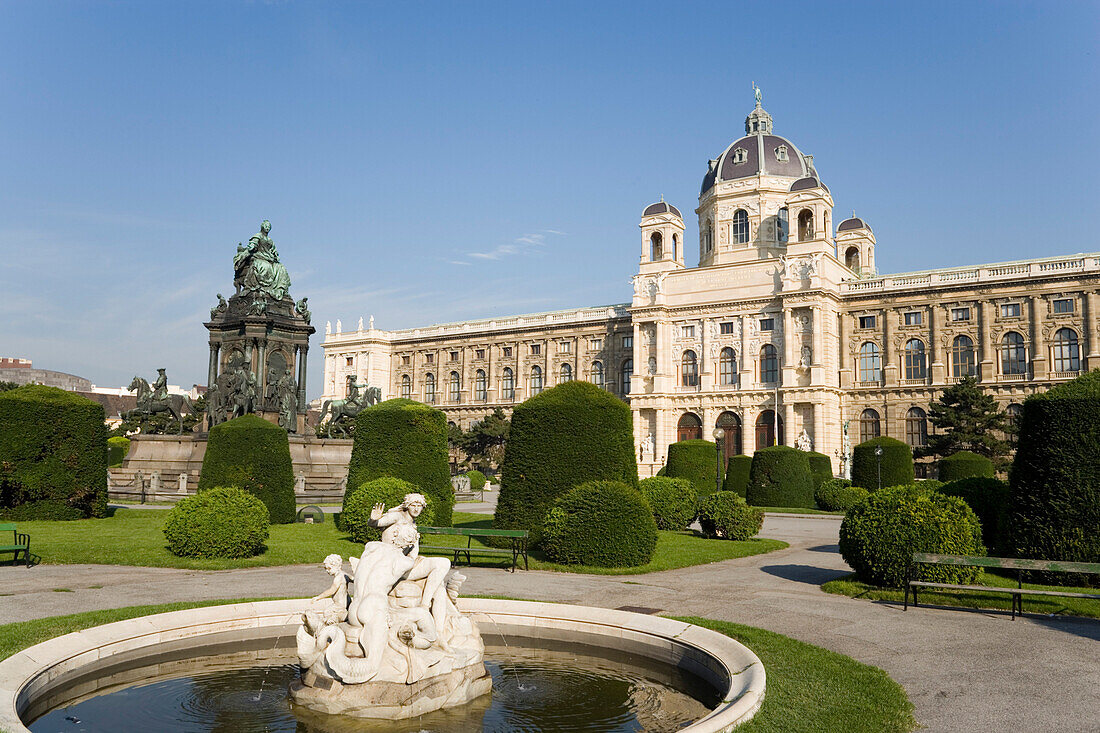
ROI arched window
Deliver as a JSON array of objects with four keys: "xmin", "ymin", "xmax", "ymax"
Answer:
[
  {"xmin": 904, "ymin": 339, "xmax": 926, "ymax": 380},
  {"xmin": 677, "ymin": 413, "xmax": 702, "ymax": 441},
  {"xmin": 760, "ymin": 344, "xmax": 778, "ymax": 383},
  {"xmin": 755, "ymin": 410, "xmax": 784, "ymax": 448},
  {"xmin": 530, "ymin": 365, "xmax": 543, "ymax": 395},
  {"xmin": 732, "ymin": 209, "xmax": 749, "ymax": 244},
  {"xmin": 716, "ymin": 411, "xmax": 742, "ymax": 458},
  {"xmin": 560, "ymin": 362, "xmax": 573, "ymax": 383},
  {"xmin": 1001, "ymin": 332, "xmax": 1027, "ymax": 375},
  {"xmin": 798, "ymin": 209, "xmax": 814, "ymax": 241},
  {"xmin": 703, "ymin": 219, "xmax": 714, "ymax": 253},
  {"xmin": 859, "ymin": 342, "xmax": 881, "ymax": 383},
  {"xmin": 777, "ymin": 207, "xmax": 789, "ymax": 244},
  {"xmin": 681, "ymin": 350, "xmax": 699, "ymax": 387},
  {"xmin": 424, "ymin": 373, "xmax": 436, "ymax": 404},
  {"xmin": 650, "ymin": 231, "xmax": 663, "ymax": 260},
  {"xmin": 905, "ymin": 407, "xmax": 927, "ymax": 448},
  {"xmin": 474, "ymin": 369, "xmax": 487, "ymax": 401},
  {"xmin": 501, "ymin": 367, "xmax": 514, "ymax": 401},
  {"xmin": 672, "ymin": 233, "xmax": 678, "ymax": 260},
  {"xmin": 621, "ymin": 359, "xmax": 633, "ymax": 395},
  {"xmin": 1052, "ymin": 328, "xmax": 1080, "ymax": 372},
  {"xmin": 860, "ymin": 408, "xmax": 881, "ymax": 442},
  {"xmin": 845, "ymin": 247, "xmax": 860, "ymax": 273},
  {"xmin": 1005, "ymin": 403, "xmax": 1023, "ymax": 446},
  {"xmin": 400, "ymin": 374, "xmax": 411, "ymax": 399},
  {"xmin": 592, "ymin": 361, "xmax": 604, "ymax": 389},
  {"xmin": 952, "ymin": 335, "xmax": 976, "ymax": 378},
  {"xmin": 449, "ymin": 371, "xmax": 461, "ymax": 402},
  {"xmin": 719, "ymin": 347, "xmax": 737, "ymax": 386}
]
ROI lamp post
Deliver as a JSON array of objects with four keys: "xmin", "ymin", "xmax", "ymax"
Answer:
[
  {"xmin": 712, "ymin": 427, "xmax": 726, "ymax": 493},
  {"xmin": 874, "ymin": 445, "xmax": 884, "ymax": 492}
]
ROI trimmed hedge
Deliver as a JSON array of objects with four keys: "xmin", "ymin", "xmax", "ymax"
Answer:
[
  {"xmin": 806, "ymin": 451, "xmax": 834, "ymax": 489},
  {"xmin": 638, "ymin": 476, "xmax": 698, "ymax": 530},
  {"xmin": 746, "ymin": 446, "xmax": 815, "ymax": 508},
  {"xmin": 107, "ymin": 436, "xmax": 131, "ymax": 467},
  {"xmin": 839, "ymin": 485, "xmax": 984, "ymax": 587},
  {"xmin": 696, "ymin": 492, "xmax": 764, "ymax": 540},
  {"xmin": 815, "ymin": 478, "xmax": 869, "ymax": 512},
  {"xmin": 939, "ymin": 477, "xmax": 1010, "ymax": 554},
  {"xmin": 0, "ymin": 500, "xmax": 84, "ymax": 521},
  {"xmin": 342, "ymin": 476, "xmax": 434, "ymax": 544},
  {"xmin": 0, "ymin": 385, "xmax": 107, "ymax": 519},
  {"xmin": 465, "ymin": 470, "xmax": 487, "ymax": 492},
  {"xmin": 163, "ymin": 486, "xmax": 269, "ymax": 558},
  {"xmin": 722, "ymin": 455, "xmax": 752, "ymax": 498},
  {"xmin": 495, "ymin": 382, "xmax": 637, "ymax": 543},
  {"xmin": 852, "ymin": 436, "xmax": 914, "ymax": 492},
  {"xmin": 198, "ymin": 414, "xmax": 295, "ymax": 524},
  {"xmin": 666, "ymin": 439, "xmax": 723, "ymax": 496},
  {"xmin": 541, "ymin": 480, "xmax": 657, "ymax": 567},
  {"xmin": 1008, "ymin": 371, "xmax": 1100, "ymax": 582},
  {"xmin": 347, "ymin": 399, "xmax": 454, "ymax": 528},
  {"xmin": 937, "ymin": 451, "xmax": 995, "ymax": 483}
]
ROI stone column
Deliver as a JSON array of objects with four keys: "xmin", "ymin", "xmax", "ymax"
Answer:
[
  {"xmin": 207, "ymin": 343, "xmax": 219, "ymax": 391},
  {"xmin": 883, "ymin": 309, "xmax": 898, "ymax": 387},
  {"xmin": 812, "ymin": 402, "xmax": 825, "ymax": 466},
  {"xmin": 979, "ymin": 301, "xmax": 994, "ymax": 381},
  {"xmin": 930, "ymin": 306, "xmax": 946, "ymax": 384},
  {"xmin": 1086, "ymin": 292, "xmax": 1099, "ymax": 370},
  {"xmin": 257, "ymin": 338, "xmax": 268, "ymax": 407},
  {"xmin": 742, "ymin": 407, "xmax": 756, "ymax": 455},
  {"xmin": 782, "ymin": 307, "xmax": 795, "ymax": 386},
  {"xmin": 1031, "ymin": 295, "xmax": 1048, "ymax": 379},
  {"xmin": 297, "ymin": 345, "xmax": 309, "ymax": 412},
  {"xmin": 739, "ymin": 316, "xmax": 751, "ymax": 387},
  {"xmin": 782, "ymin": 403, "xmax": 794, "ymax": 447},
  {"xmin": 838, "ymin": 311, "xmax": 852, "ymax": 389}
]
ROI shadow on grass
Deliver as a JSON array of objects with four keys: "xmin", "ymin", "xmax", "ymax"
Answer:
[{"xmin": 759, "ymin": 563, "xmax": 849, "ymax": 585}]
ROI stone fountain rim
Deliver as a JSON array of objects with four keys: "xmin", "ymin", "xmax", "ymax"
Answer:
[{"xmin": 0, "ymin": 598, "xmax": 765, "ymax": 733}]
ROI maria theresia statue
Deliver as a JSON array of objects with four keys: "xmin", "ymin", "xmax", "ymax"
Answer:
[{"xmin": 233, "ymin": 219, "xmax": 292, "ymax": 301}]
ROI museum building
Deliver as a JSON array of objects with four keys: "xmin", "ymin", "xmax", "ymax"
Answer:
[{"xmin": 322, "ymin": 99, "xmax": 1100, "ymax": 477}]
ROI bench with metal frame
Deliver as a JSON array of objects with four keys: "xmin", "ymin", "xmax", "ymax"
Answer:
[
  {"xmin": 0, "ymin": 522, "xmax": 31, "ymax": 568},
  {"xmin": 419, "ymin": 526, "xmax": 528, "ymax": 572},
  {"xmin": 905, "ymin": 552, "xmax": 1100, "ymax": 619}
]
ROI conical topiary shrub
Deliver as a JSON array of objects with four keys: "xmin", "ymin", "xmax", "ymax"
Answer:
[
  {"xmin": 665, "ymin": 439, "xmax": 723, "ymax": 496},
  {"xmin": 852, "ymin": 436, "xmax": 913, "ymax": 492},
  {"xmin": 199, "ymin": 414, "xmax": 295, "ymax": 523},
  {"xmin": 746, "ymin": 446, "xmax": 815, "ymax": 508}
]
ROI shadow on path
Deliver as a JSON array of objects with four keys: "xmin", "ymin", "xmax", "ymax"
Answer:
[
  {"xmin": 758, "ymin": 563, "xmax": 849, "ymax": 586},
  {"xmin": 806, "ymin": 544, "xmax": 840, "ymax": 553}
]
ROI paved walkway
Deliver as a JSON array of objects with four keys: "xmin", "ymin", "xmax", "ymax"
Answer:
[{"xmin": 2, "ymin": 515, "xmax": 1097, "ymax": 731}]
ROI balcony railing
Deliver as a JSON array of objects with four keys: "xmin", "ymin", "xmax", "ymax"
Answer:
[{"xmin": 842, "ymin": 254, "xmax": 1100, "ymax": 295}]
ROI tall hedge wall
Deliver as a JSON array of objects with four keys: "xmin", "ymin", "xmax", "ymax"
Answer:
[
  {"xmin": 199, "ymin": 414, "xmax": 295, "ymax": 524},
  {"xmin": 0, "ymin": 385, "xmax": 107, "ymax": 519},
  {"xmin": 347, "ymin": 398, "xmax": 453, "ymax": 528},
  {"xmin": 806, "ymin": 451, "xmax": 833, "ymax": 489},
  {"xmin": 665, "ymin": 439, "xmax": 722, "ymax": 496},
  {"xmin": 723, "ymin": 455, "xmax": 753, "ymax": 498},
  {"xmin": 494, "ymin": 381, "xmax": 636, "ymax": 543},
  {"xmin": 746, "ymin": 445, "xmax": 815, "ymax": 508},
  {"xmin": 852, "ymin": 436, "xmax": 914, "ymax": 491},
  {"xmin": 1008, "ymin": 371, "xmax": 1100, "ymax": 581},
  {"xmin": 937, "ymin": 451, "xmax": 994, "ymax": 483}
]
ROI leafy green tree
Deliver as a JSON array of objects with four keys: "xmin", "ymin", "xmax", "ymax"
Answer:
[
  {"xmin": 916, "ymin": 376, "xmax": 1009, "ymax": 463},
  {"xmin": 0, "ymin": 381, "xmax": 19, "ymax": 392},
  {"xmin": 458, "ymin": 408, "xmax": 510, "ymax": 471}
]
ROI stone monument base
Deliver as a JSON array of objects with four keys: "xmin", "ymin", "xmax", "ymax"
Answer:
[{"xmin": 288, "ymin": 664, "xmax": 492, "ymax": 719}]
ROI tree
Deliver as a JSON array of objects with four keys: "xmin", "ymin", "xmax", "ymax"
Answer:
[
  {"xmin": 916, "ymin": 376, "xmax": 1009, "ymax": 463},
  {"xmin": 0, "ymin": 381, "xmax": 18, "ymax": 393},
  {"xmin": 457, "ymin": 408, "xmax": 510, "ymax": 471}
]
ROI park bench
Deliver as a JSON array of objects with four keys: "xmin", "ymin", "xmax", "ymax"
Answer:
[
  {"xmin": 454, "ymin": 488, "xmax": 484, "ymax": 502},
  {"xmin": 419, "ymin": 526, "xmax": 528, "ymax": 572},
  {"xmin": 905, "ymin": 553, "xmax": 1100, "ymax": 619},
  {"xmin": 0, "ymin": 522, "xmax": 31, "ymax": 567}
]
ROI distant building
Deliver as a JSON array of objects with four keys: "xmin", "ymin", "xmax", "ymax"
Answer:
[{"xmin": 0, "ymin": 358, "xmax": 94, "ymax": 392}]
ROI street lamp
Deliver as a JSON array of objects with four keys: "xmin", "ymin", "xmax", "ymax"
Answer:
[
  {"xmin": 712, "ymin": 427, "xmax": 726, "ymax": 493},
  {"xmin": 874, "ymin": 445, "xmax": 884, "ymax": 492}
]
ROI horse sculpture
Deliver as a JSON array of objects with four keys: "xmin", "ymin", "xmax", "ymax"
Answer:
[
  {"xmin": 123, "ymin": 377, "xmax": 196, "ymax": 435},
  {"xmin": 319, "ymin": 385, "xmax": 381, "ymax": 438}
]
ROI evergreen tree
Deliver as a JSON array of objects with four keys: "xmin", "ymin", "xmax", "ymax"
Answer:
[
  {"xmin": 917, "ymin": 377, "xmax": 1009, "ymax": 462},
  {"xmin": 458, "ymin": 407, "xmax": 510, "ymax": 471}
]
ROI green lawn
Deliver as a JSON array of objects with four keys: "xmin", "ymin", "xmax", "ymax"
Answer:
[
  {"xmin": 673, "ymin": 616, "xmax": 916, "ymax": 732},
  {"xmin": 10, "ymin": 509, "xmax": 785, "ymax": 573},
  {"xmin": 823, "ymin": 571, "xmax": 1100, "ymax": 619}
]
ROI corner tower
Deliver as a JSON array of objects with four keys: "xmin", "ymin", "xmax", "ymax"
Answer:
[{"xmin": 638, "ymin": 199, "xmax": 686, "ymax": 275}]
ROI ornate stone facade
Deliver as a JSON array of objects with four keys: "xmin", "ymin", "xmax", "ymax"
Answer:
[{"xmin": 323, "ymin": 101, "xmax": 1099, "ymax": 477}]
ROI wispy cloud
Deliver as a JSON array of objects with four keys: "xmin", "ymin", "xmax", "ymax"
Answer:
[{"xmin": 456, "ymin": 229, "xmax": 564, "ymax": 264}]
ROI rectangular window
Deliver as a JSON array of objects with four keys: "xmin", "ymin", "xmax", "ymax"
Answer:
[
  {"xmin": 425, "ymin": 353, "xmax": 434, "ymax": 364},
  {"xmin": 622, "ymin": 336, "xmax": 633, "ymax": 349},
  {"xmin": 345, "ymin": 356, "xmax": 353, "ymax": 367},
  {"xmin": 720, "ymin": 322, "xmax": 735, "ymax": 334},
  {"xmin": 759, "ymin": 318, "xmax": 774, "ymax": 332},
  {"xmin": 530, "ymin": 344, "xmax": 541, "ymax": 356},
  {"xmin": 589, "ymin": 338, "xmax": 602, "ymax": 350},
  {"xmin": 502, "ymin": 347, "xmax": 512, "ymax": 358},
  {"xmin": 858, "ymin": 315, "xmax": 877, "ymax": 329},
  {"xmin": 904, "ymin": 312, "xmax": 923, "ymax": 326},
  {"xmin": 681, "ymin": 325, "xmax": 695, "ymax": 338},
  {"xmin": 401, "ymin": 355, "xmax": 410, "ymax": 365},
  {"xmin": 1053, "ymin": 298, "xmax": 1074, "ymax": 314},
  {"xmin": 475, "ymin": 349, "xmax": 485, "ymax": 359},
  {"xmin": 450, "ymin": 351, "xmax": 459, "ymax": 361},
  {"xmin": 558, "ymin": 341, "xmax": 571, "ymax": 354},
  {"xmin": 1001, "ymin": 303, "xmax": 1021, "ymax": 318},
  {"xmin": 951, "ymin": 307, "xmax": 971, "ymax": 322}
]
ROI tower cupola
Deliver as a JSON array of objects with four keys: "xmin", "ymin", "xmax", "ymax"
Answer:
[{"xmin": 638, "ymin": 197, "xmax": 685, "ymax": 274}]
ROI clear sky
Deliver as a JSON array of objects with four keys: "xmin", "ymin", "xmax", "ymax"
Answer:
[{"xmin": 1, "ymin": 1, "xmax": 1097, "ymax": 398}]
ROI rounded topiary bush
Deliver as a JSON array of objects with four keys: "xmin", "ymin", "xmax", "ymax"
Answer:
[
  {"xmin": 851, "ymin": 436, "xmax": 914, "ymax": 492},
  {"xmin": 638, "ymin": 476, "xmax": 697, "ymax": 530},
  {"xmin": 937, "ymin": 451, "xmax": 994, "ymax": 483},
  {"xmin": 839, "ymin": 485, "xmax": 984, "ymax": 587},
  {"xmin": 746, "ymin": 446, "xmax": 814, "ymax": 508},
  {"xmin": 806, "ymin": 451, "xmax": 834, "ymax": 490},
  {"xmin": 1008, "ymin": 371, "xmax": 1100, "ymax": 581},
  {"xmin": 723, "ymin": 455, "xmax": 752, "ymax": 498},
  {"xmin": 348, "ymin": 399, "xmax": 453, "ymax": 528},
  {"xmin": 465, "ymin": 470, "xmax": 487, "ymax": 492},
  {"xmin": 163, "ymin": 486, "xmax": 269, "ymax": 558},
  {"xmin": 696, "ymin": 492, "xmax": 763, "ymax": 540},
  {"xmin": 541, "ymin": 480, "xmax": 657, "ymax": 567},
  {"xmin": 665, "ymin": 440, "xmax": 722, "ymax": 496},
  {"xmin": 495, "ymin": 382, "xmax": 637, "ymax": 544},
  {"xmin": 0, "ymin": 385, "xmax": 107, "ymax": 519},
  {"xmin": 341, "ymin": 476, "xmax": 434, "ymax": 543},
  {"xmin": 199, "ymin": 414, "xmax": 295, "ymax": 524},
  {"xmin": 815, "ymin": 478, "xmax": 870, "ymax": 512},
  {"xmin": 107, "ymin": 436, "xmax": 131, "ymax": 467},
  {"xmin": 939, "ymin": 477, "xmax": 1010, "ymax": 554}
]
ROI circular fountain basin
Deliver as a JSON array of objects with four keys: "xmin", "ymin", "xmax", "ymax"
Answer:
[{"xmin": 0, "ymin": 599, "xmax": 765, "ymax": 732}]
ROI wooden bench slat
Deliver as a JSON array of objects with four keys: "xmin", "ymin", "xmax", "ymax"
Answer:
[
  {"xmin": 421, "ymin": 546, "xmax": 515, "ymax": 556},
  {"xmin": 420, "ymin": 527, "xmax": 527, "ymax": 538},
  {"xmin": 912, "ymin": 553, "xmax": 1100, "ymax": 574},
  {"xmin": 910, "ymin": 582, "xmax": 1016, "ymax": 593},
  {"xmin": 1010, "ymin": 589, "xmax": 1100, "ymax": 600},
  {"xmin": 0, "ymin": 545, "xmax": 27, "ymax": 551}
]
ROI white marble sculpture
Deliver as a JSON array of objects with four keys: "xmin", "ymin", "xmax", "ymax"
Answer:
[
  {"xmin": 795, "ymin": 428, "xmax": 813, "ymax": 452},
  {"xmin": 290, "ymin": 493, "xmax": 490, "ymax": 719}
]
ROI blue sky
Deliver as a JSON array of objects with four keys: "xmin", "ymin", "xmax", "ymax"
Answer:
[{"xmin": 1, "ymin": 1, "xmax": 1097, "ymax": 398}]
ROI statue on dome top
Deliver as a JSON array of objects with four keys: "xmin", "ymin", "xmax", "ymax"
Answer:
[{"xmin": 753, "ymin": 81, "xmax": 762, "ymax": 107}]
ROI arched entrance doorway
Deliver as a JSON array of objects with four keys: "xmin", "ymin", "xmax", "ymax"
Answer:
[
  {"xmin": 716, "ymin": 411, "xmax": 742, "ymax": 459},
  {"xmin": 755, "ymin": 410, "xmax": 784, "ymax": 448},
  {"xmin": 677, "ymin": 413, "xmax": 702, "ymax": 442}
]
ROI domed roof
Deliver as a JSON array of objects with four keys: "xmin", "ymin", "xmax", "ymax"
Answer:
[
  {"xmin": 837, "ymin": 217, "xmax": 868, "ymax": 232},
  {"xmin": 701, "ymin": 103, "xmax": 817, "ymax": 195},
  {"xmin": 642, "ymin": 201, "xmax": 682, "ymax": 218},
  {"xmin": 790, "ymin": 176, "xmax": 829, "ymax": 193}
]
